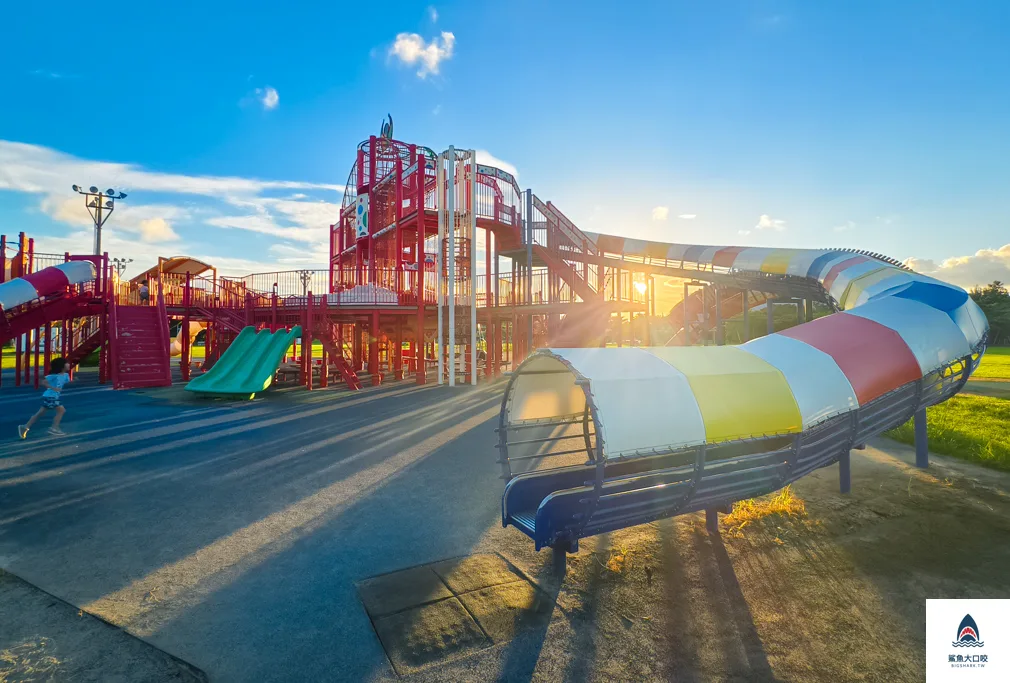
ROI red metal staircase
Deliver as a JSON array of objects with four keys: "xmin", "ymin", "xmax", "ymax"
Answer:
[
  {"xmin": 196, "ymin": 307, "xmax": 248, "ymax": 335},
  {"xmin": 314, "ymin": 324, "xmax": 362, "ymax": 390},
  {"xmin": 666, "ymin": 288, "xmax": 769, "ymax": 345},
  {"xmin": 110, "ymin": 300, "xmax": 172, "ymax": 389},
  {"xmin": 65, "ymin": 328, "xmax": 103, "ymax": 366}
]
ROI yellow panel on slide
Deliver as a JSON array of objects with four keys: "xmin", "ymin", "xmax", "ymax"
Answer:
[
  {"xmin": 644, "ymin": 346, "xmax": 802, "ymax": 442},
  {"xmin": 185, "ymin": 326, "xmax": 301, "ymax": 399}
]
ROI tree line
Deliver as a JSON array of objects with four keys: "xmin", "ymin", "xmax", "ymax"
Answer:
[{"xmin": 970, "ymin": 281, "xmax": 1010, "ymax": 346}]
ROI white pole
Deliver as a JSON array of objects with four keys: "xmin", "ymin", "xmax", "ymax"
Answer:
[
  {"xmin": 447, "ymin": 146, "xmax": 456, "ymax": 387},
  {"xmin": 436, "ymin": 153, "xmax": 445, "ymax": 385},
  {"xmin": 469, "ymin": 150, "xmax": 477, "ymax": 386}
]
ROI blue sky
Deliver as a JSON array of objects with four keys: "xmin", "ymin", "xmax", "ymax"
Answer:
[{"xmin": 2, "ymin": 0, "xmax": 1009, "ymax": 286}]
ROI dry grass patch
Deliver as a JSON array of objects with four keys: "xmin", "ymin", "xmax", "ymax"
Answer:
[{"xmin": 722, "ymin": 485, "xmax": 807, "ymax": 537}]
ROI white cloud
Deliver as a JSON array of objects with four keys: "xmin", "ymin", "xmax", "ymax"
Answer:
[
  {"xmin": 432, "ymin": 104, "xmax": 442, "ymax": 116},
  {"xmin": 0, "ymin": 140, "xmax": 343, "ymax": 271},
  {"xmin": 138, "ymin": 217, "xmax": 179, "ymax": 242},
  {"xmin": 474, "ymin": 150, "xmax": 518, "ymax": 180},
  {"xmin": 755, "ymin": 214, "xmax": 786, "ymax": 231},
  {"xmin": 738, "ymin": 229, "xmax": 752, "ymax": 236},
  {"xmin": 0, "ymin": 141, "xmax": 341, "ymax": 198},
  {"xmin": 268, "ymin": 242, "xmax": 329, "ymax": 266},
  {"xmin": 389, "ymin": 31, "xmax": 455, "ymax": 78},
  {"xmin": 651, "ymin": 206, "xmax": 669, "ymax": 221},
  {"xmin": 207, "ymin": 196, "xmax": 339, "ymax": 245},
  {"xmin": 428, "ymin": 5, "xmax": 438, "ymax": 22},
  {"xmin": 905, "ymin": 245, "xmax": 1010, "ymax": 290},
  {"xmin": 256, "ymin": 86, "xmax": 279, "ymax": 110},
  {"xmin": 31, "ymin": 69, "xmax": 70, "ymax": 79},
  {"xmin": 678, "ymin": 213, "xmax": 697, "ymax": 220},
  {"xmin": 38, "ymin": 194, "xmax": 186, "ymax": 244},
  {"xmin": 833, "ymin": 220, "xmax": 856, "ymax": 233}
]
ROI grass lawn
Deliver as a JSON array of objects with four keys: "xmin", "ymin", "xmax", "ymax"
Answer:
[
  {"xmin": 971, "ymin": 346, "xmax": 1010, "ymax": 380},
  {"xmin": 886, "ymin": 394, "xmax": 1010, "ymax": 472}
]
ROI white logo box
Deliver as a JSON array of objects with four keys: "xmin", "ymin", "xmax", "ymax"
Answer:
[{"xmin": 927, "ymin": 599, "xmax": 1010, "ymax": 682}]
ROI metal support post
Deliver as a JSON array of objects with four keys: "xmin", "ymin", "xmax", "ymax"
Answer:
[
  {"xmin": 714, "ymin": 288, "xmax": 724, "ymax": 346},
  {"xmin": 914, "ymin": 408, "xmax": 929, "ymax": 468},
  {"xmin": 742, "ymin": 290, "xmax": 750, "ymax": 342},
  {"xmin": 706, "ymin": 508, "xmax": 720, "ymax": 534},
  {"xmin": 683, "ymin": 282, "xmax": 690, "ymax": 345}
]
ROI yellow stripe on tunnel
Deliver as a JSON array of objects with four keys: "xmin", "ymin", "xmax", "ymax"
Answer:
[
  {"xmin": 760, "ymin": 250, "xmax": 795, "ymax": 275},
  {"xmin": 839, "ymin": 267, "xmax": 893, "ymax": 309},
  {"xmin": 643, "ymin": 347, "xmax": 802, "ymax": 443}
]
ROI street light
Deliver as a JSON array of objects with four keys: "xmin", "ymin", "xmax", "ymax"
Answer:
[
  {"xmin": 72, "ymin": 185, "xmax": 128, "ymax": 255},
  {"xmin": 112, "ymin": 257, "xmax": 133, "ymax": 278},
  {"xmin": 298, "ymin": 269, "xmax": 314, "ymax": 296}
]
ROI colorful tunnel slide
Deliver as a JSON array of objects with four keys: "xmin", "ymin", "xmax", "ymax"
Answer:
[
  {"xmin": 501, "ymin": 242, "xmax": 988, "ymax": 551},
  {"xmin": 0, "ymin": 262, "xmax": 97, "ymax": 312},
  {"xmin": 0, "ymin": 262, "xmax": 98, "ymax": 345},
  {"xmin": 185, "ymin": 326, "xmax": 302, "ymax": 399}
]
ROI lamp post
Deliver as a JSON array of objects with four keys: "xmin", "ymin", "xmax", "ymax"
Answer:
[
  {"xmin": 298, "ymin": 269, "xmax": 313, "ymax": 296},
  {"xmin": 72, "ymin": 185, "xmax": 127, "ymax": 255},
  {"xmin": 112, "ymin": 257, "xmax": 133, "ymax": 278}
]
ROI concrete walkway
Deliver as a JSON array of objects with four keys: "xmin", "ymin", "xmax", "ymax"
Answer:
[{"xmin": 0, "ymin": 370, "xmax": 522, "ymax": 681}]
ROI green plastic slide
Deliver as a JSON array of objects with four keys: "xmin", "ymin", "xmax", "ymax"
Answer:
[{"xmin": 185, "ymin": 325, "xmax": 302, "ymax": 399}]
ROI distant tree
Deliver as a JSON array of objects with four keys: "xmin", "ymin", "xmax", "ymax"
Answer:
[{"xmin": 970, "ymin": 281, "xmax": 1010, "ymax": 345}]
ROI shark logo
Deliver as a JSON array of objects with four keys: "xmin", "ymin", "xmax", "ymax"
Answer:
[{"xmin": 952, "ymin": 614, "xmax": 984, "ymax": 647}]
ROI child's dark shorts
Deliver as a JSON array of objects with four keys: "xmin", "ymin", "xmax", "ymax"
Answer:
[{"xmin": 41, "ymin": 396, "xmax": 61, "ymax": 409}]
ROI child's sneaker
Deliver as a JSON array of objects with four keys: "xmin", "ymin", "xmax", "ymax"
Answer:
[
  {"xmin": 17, "ymin": 425, "xmax": 28, "ymax": 439},
  {"xmin": 47, "ymin": 427, "xmax": 66, "ymax": 437}
]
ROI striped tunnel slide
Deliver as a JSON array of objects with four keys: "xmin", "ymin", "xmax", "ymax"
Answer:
[
  {"xmin": 506, "ymin": 244, "xmax": 988, "ymax": 460},
  {"xmin": 0, "ymin": 261, "xmax": 98, "ymax": 312}
]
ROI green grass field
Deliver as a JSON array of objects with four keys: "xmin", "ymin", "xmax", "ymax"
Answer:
[
  {"xmin": 970, "ymin": 346, "xmax": 1010, "ymax": 380},
  {"xmin": 886, "ymin": 393, "xmax": 1010, "ymax": 471}
]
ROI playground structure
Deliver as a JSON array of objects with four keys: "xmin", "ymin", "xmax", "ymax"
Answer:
[
  {"xmin": 1, "ymin": 130, "xmax": 690, "ymax": 394},
  {"xmin": 0, "ymin": 128, "xmax": 990, "ymax": 565}
]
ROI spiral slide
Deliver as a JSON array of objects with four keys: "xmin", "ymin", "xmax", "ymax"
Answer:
[{"xmin": 499, "ymin": 243, "xmax": 988, "ymax": 552}]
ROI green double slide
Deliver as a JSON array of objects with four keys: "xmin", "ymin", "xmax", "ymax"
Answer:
[{"xmin": 186, "ymin": 326, "xmax": 302, "ymax": 399}]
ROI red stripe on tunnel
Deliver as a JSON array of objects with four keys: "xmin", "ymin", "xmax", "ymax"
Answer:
[
  {"xmin": 779, "ymin": 312, "xmax": 921, "ymax": 404},
  {"xmin": 21, "ymin": 266, "xmax": 71, "ymax": 298}
]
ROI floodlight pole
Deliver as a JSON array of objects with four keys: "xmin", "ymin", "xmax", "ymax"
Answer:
[
  {"xmin": 72, "ymin": 186, "xmax": 127, "ymax": 255},
  {"xmin": 112, "ymin": 257, "xmax": 133, "ymax": 278},
  {"xmin": 298, "ymin": 269, "xmax": 313, "ymax": 296}
]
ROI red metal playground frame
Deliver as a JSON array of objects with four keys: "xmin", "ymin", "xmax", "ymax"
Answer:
[{"xmin": 4, "ymin": 130, "xmax": 798, "ymax": 392}]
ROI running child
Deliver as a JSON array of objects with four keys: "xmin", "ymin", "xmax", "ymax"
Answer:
[{"xmin": 18, "ymin": 357, "xmax": 71, "ymax": 439}]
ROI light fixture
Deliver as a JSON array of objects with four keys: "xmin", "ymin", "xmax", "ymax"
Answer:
[
  {"xmin": 106, "ymin": 201, "xmax": 114, "ymax": 208},
  {"xmin": 72, "ymin": 184, "xmax": 79, "ymax": 192},
  {"xmin": 106, "ymin": 188, "xmax": 115, "ymax": 195},
  {"xmin": 89, "ymin": 186, "xmax": 98, "ymax": 193},
  {"xmin": 120, "ymin": 192, "xmax": 127, "ymax": 199}
]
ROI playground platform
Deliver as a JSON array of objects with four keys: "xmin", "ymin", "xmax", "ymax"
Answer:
[{"xmin": 1, "ymin": 370, "xmax": 1009, "ymax": 682}]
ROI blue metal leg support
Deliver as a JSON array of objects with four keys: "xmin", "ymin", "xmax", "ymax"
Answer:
[
  {"xmin": 706, "ymin": 508, "xmax": 719, "ymax": 534},
  {"xmin": 914, "ymin": 408, "xmax": 929, "ymax": 468},
  {"xmin": 839, "ymin": 451, "xmax": 851, "ymax": 494}
]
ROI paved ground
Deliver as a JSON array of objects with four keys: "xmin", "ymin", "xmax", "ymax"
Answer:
[
  {"xmin": 1, "ymin": 367, "xmax": 1009, "ymax": 682},
  {"xmin": 965, "ymin": 376, "xmax": 1010, "ymax": 398},
  {"xmin": 0, "ymin": 568, "xmax": 206, "ymax": 682}
]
